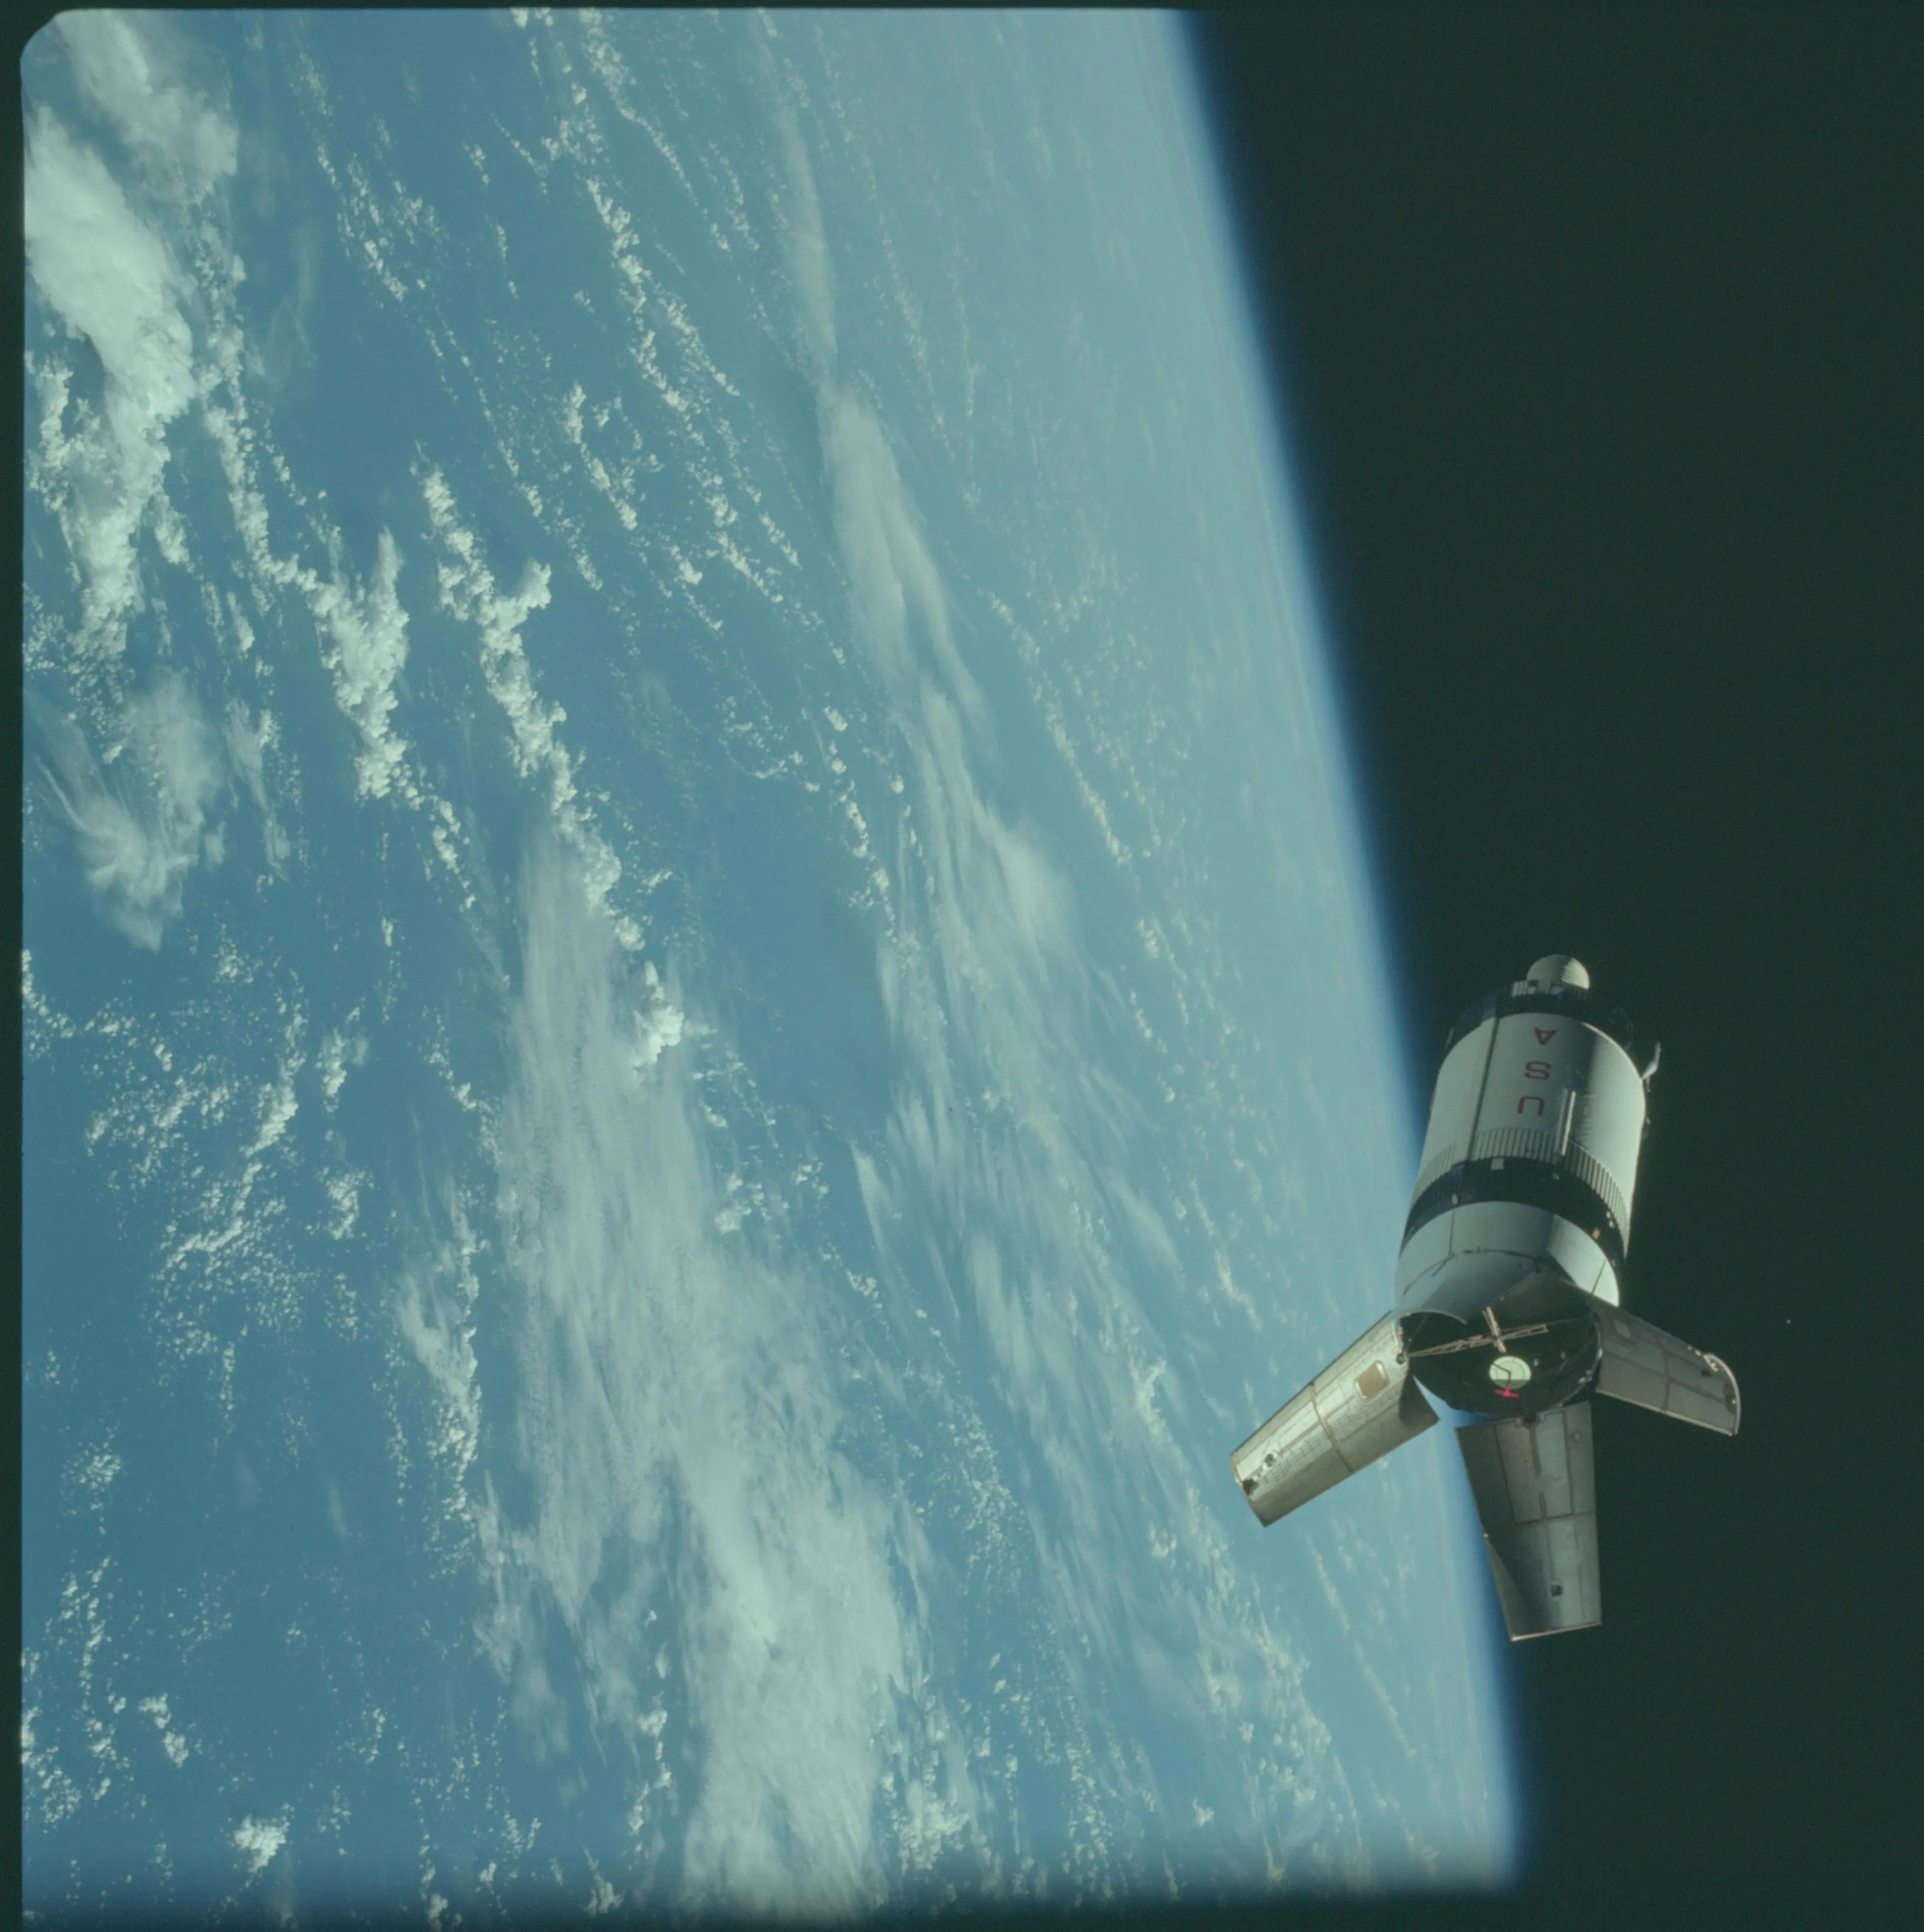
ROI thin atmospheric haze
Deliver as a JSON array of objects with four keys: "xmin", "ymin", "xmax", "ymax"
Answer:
[{"xmin": 22, "ymin": 10, "xmax": 1517, "ymax": 1920}]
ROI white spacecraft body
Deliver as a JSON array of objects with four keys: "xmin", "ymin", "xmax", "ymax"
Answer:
[{"xmin": 1230, "ymin": 955, "xmax": 1739, "ymax": 1640}]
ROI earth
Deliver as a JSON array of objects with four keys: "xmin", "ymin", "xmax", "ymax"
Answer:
[{"xmin": 22, "ymin": 11, "xmax": 1516, "ymax": 1922}]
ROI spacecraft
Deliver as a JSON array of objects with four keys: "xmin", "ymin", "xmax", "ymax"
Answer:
[{"xmin": 1230, "ymin": 955, "xmax": 1738, "ymax": 1639}]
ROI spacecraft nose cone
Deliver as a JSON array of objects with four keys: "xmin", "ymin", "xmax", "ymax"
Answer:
[{"xmin": 1527, "ymin": 954, "xmax": 1590, "ymax": 989}]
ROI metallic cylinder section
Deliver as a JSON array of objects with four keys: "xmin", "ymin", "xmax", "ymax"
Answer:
[
  {"xmin": 1402, "ymin": 965, "xmax": 1647, "ymax": 1296},
  {"xmin": 1473, "ymin": 1008, "xmax": 1598, "ymax": 1165},
  {"xmin": 1467, "ymin": 1009, "xmax": 1644, "ymax": 1232},
  {"xmin": 1568, "ymin": 1029, "xmax": 1646, "ymax": 1241},
  {"xmin": 1410, "ymin": 1017, "xmax": 1497, "ymax": 1202},
  {"xmin": 1594, "ymin": 1305, "xmax": 1742, "ymax": 1435},
  {"xmin": 1455, "ymin": 1404, "xmax": 1602, "ymax": 1640},
  {"xmin": 1229, "ymin": 1312, "xmax": 1438, "ymax": 1526}
]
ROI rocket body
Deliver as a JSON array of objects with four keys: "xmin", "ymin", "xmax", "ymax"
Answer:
[
  {"xmin": 1394, "ymin": 953, "xmax": 1649, "ymax": 1421},
  {"xmin": 1228, "ymin": 955, "xmax": 1738, "ymax": 1639}
]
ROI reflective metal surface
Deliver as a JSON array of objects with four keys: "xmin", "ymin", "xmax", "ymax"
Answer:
[
  {"xmin": 1593, "ymin": 1303, "xmax": 1742, "ymax": 1435},
  {"xmin": 1227, "ymin": 959, "xmax": 1740, "ymax": 1640},
  {"xmin": 1229, "ymin": 1312, "xmax": 1438, "ymax": 1526},
  {"xmin": 1455, "ymin": 1404, "xmax": 1601, "ymax": 1640}
]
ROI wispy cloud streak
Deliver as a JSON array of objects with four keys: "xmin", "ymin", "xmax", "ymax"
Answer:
[
  {"xmin": 465, "ymin": 835, "xmax": 980, "ymax": 1911},
  {"xmin": 755, "ymin": 24, "xmax": 1367, "ymax": 1875},
  {"xmin": 32, "ymin": 676, "xmax": 225, "ymax": 949},
  {"xmin": 23, "ymin": 15, "xmax": 239, "ymax": 663}
]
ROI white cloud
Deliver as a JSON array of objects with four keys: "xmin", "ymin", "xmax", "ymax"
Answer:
[
  {"xmin": 222, "ymin": 699, "xmax": 290, "ymax": 868},
  {"xmin": 627, "ymin": 996, "xmax": 684, "ymax": 1074},
  {"xmin": 420, "ymin": 467, "xmax": 640, "ymax": 949},
  {"xmin": 769, "ymin": 87, "xmax": 1090, "ymax": 1146},
  {"xmin": 762, "ymin": 62, "xmax": 1387, "ymax": 1874},
  {"xmin": 461, "ymin": 834, "xmax": 980, "ymax": 1913},
  {"xmin": 53, "ymin": 11, "xmax": 239, "ymax": 201},
  {"xmin": 22, "ymin": 106, "xmax": 191, "ymax": 399},
  {"xmin": 34, "ymin": 675, "xmax": 225, "ymax": 948},
  {"xmin": 231, "ymin": 1812, "xmax": 288, "ymax": 1878},
  {"xmin": 24, "ymin": 106, "xmax": 197, "ymax": 659},
  {"xmin": 324, "ymin": 1169, "xmax": 363, "ymax": 1240},
  {"xmin": 194, "ymin": 321, "xmax": 437, "ymax": 814},
  {"xmin": 21, "ymin": 21, "xmax": 242, "ymax": 654},
  {"xmin": 25, "ymin": 32, "xmax": 428, "ymax": 827},
  {"xmin": 767, "ymin": 48, "xmax": 1158, "ymax": 1646},
  {"xmin": 395, "ymin": 1235, "xmax": 482, "ymax": 1516},
  {"xmin": 317, "ymin": 1021, "xmax": 366, "ymax": 1108},
  {"xmin": 816, "ymin": 389, "xmax": 986, "ymax": 733},
  {"xmin": 313, "ymin": 529, "xmax": 415, "ymax": 802},
  {"xmin": 136, "ymin": 1693, "xmax": 190, "ymax": 1767},
  {"xmin": 750, "ymin": 28, "xmax": 986, "ymax": 737},
  {"xmin": 771, "ymin": 96, "xmax": 836, "ymax": 378}
]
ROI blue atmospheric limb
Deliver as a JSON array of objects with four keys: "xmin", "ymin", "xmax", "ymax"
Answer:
[{"xmin": 21, "ymin": 9, "xmax": 1515, "ymax": 1919}]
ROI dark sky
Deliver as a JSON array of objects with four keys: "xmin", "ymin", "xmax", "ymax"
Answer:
[{"xmin": 1185, "ymin": 5, "xmax": 1921, "ymax": 1921}]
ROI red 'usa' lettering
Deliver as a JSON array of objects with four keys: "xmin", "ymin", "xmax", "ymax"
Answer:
[
  {"xmin": 1525, "ymin": 1060, "xmax": 1552, "ymax": 1080},
  {"xmin": 1517, "ymin": 1095, "xmax": 1546, "ymax": 1116},
  {"xmin": 1533, "ymin": 1027, "xmax": 1557, "ymax": 1045}
]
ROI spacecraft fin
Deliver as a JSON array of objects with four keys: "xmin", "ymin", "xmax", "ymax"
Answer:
[
  {"xmin": 1231, "ymin": 1311, "xmax": 1438, "ymax": 1526},
  {"xmin": 1455, "ymin": 1404, "xmax": 1601, "ymax": 1640},
  {"xmin": 1591, "ymin": 1303, "xmax": 1741, "ymax": 1435}
]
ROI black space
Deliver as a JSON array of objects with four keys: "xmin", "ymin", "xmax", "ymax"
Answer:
[{"xmin": 1187, "ymin": 4, "xmax": 1922, "ymax": 1920}]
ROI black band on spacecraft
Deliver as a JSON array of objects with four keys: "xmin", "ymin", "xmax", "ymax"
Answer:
[{"xmin": 1401, "ymin": 1154, "xmax": 1629, "ymax": 1276}]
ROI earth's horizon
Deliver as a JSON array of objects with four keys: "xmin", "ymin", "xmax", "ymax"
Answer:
[{"xmin": 23, "ymin": 11, "xmax": 1516, "ymax": 1921}]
